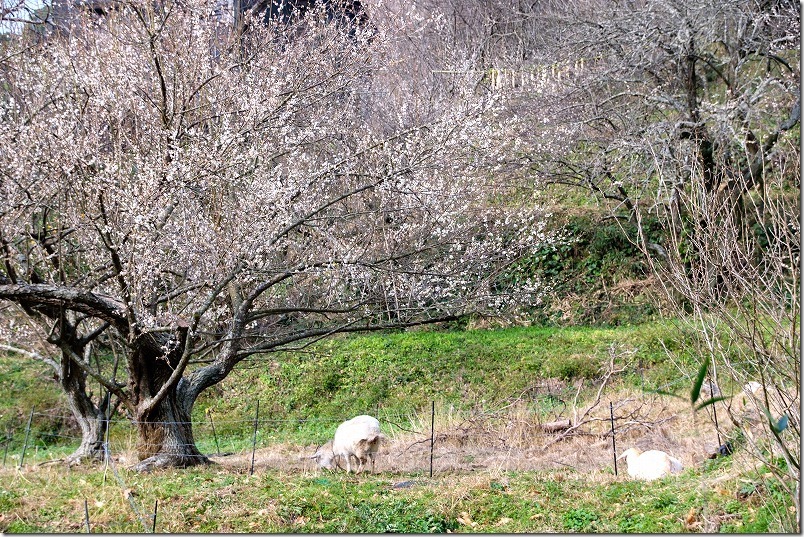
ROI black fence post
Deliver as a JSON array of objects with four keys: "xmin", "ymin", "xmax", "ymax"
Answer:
[
  {"xmin": 84, "ymin": 499, "xmax": 91, "ymax": 533},
  {"xmin": 152, "ymin": 500, "xmax": 158, "ymax": 533},
  {"xmin": 610, "ymin": 402, "xmax": 618, "ymax": 477},
  {"xmin": 709, "ymin": 377, "xmax": 722, "ymax": 446},
  {"xmin": 102, "ymin": 417, "xmax": 111, "ymax": 486},
  {"xmin": 19, "ymin": 407, "xmax": 34, "ymax": 469},
  {"xmin": 250, "ymin": 400, "xmax": 260, "ymax": 476},
  {"xmin": 429, "ymin": 401, "xmax": 435, "ymax": 478}
]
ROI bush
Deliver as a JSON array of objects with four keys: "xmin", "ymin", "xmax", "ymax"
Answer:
[
  {"xmin": 518, "ymin": 214, "xmax": 663, "ymax": 326},
  {"xmin": 542, "ymin": 353, "xmax": 600, "ymax": 380}
]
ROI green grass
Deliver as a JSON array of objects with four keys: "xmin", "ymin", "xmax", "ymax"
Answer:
[
  {"xmin": 1, "ymin": 321, "xmax": 698, "ymax": 459},
  {"xmin": 0, "ymin": 321, "xmax": 796, "ymax": 532},
  {"xmin": 189, "ymin": 321, "xmax": 694, "ymax": 445},
  {"xmin": 0, "ymin": 457, "xmax": 795, "ymax": 533}
]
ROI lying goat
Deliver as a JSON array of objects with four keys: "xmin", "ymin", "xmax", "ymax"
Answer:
[{"xmin": 617, "ymin": 447, "xmax": 684, "ymax": 481}]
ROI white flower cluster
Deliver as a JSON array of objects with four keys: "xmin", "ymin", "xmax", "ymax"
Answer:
[{"xmin": 0, "ymin": 0, "xmax": 558, "ymax": 362}]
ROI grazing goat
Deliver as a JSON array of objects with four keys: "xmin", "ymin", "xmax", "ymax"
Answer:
[
  {"xmin": 311, "ymin": 415, "xmax": 385, "ymax": 474},
  {"xmin": 617, "ymin": 447, "xmax": 683, "ymax": 481}
]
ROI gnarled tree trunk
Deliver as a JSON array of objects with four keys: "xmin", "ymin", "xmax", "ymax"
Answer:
[
  {"xmin": 57, "ymin": 340, "xmax": 112, "ymax": 466},
  {"xmin": 129, "ymin": 333, "xmax": 210, "ymax": 472},
  {"xmin": 133, "ymin": 390, "xmax": 208, "ymax": 472},
  {"xmin": 63, "ymin": 385, "xmax": 110, "ymax": 466}
]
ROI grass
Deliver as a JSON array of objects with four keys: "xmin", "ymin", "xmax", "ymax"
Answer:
[
  {"xmin": 0, "ymin": 321, "xmax": 797, "ymax": 532},
  {"xmin": 0, "ymin": 454, "xmax": 794, "ymax": 533},
  {"xmin": 189, "ymin": 321, "xmax": 694, "ymax": 446}
]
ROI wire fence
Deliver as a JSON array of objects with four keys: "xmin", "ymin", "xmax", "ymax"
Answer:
[
  {"xmin": 0, "ymin": 370, "xmax": 703, "ymax": 474},
  {"xmin": 0, "ymin": 370, "xmax": 733, "ymax": 533}
]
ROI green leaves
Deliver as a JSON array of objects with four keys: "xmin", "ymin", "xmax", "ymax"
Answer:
[
  {"xmin": 690, "ymin": 358, "xmax": 708, "ymax": 404},
  {"xmin": 774, "ymin": 415, "xmax": 789, "ymax": 434},
  {"xmin": 765, "ymin": 411, "xmax": 790, "ymax": 434},
  {"xmin": 688, "ymin": 358, "xmax": 733, "ymax": 411},
  {"xmin": 694, "ymin": 396, "xmax": 730, "ymax": 411},
  {"xmin": 646, "ymin": 357, "xmax": 733, "ymax": 411},
  {"xmin": 686, "ymin": 361, "xmax": 790, "ymax": 434}
]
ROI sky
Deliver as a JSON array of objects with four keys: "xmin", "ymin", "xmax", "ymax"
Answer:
[{"xmin": 1, "ymin": 0, "xmax": 47, "ymax": 33}]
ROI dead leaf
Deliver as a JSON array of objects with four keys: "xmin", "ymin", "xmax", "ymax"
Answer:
[
  {"xmin": 495, "ymin": 517, "xmax": 513, "ymax": 526},
  {"xmin": 684, "ymin": 507, "xmax": 700, "ymax": 530},
  {"xmin": 457, "ymin": 511, "xmax": 477, "ymax": 527}
]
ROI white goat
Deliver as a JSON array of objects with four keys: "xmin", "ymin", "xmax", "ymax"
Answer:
[
  {"xmin": 311, "ymin": 415, "xmax": 385, "ymax": 474},
  {"xmin": 617, "ymin": 447, "xmax": 684, "ymax": 481}
]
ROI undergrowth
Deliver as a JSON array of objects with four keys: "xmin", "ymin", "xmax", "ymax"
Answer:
[
  {"xmin": 0, "ymin": 458, "xmax": 794, "ymax": 533},
  {"xmin": 188, "ymin": 321, "xmax": 691, "ymax": 445}
]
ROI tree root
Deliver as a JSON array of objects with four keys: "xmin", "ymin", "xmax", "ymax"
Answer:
[{"xmin": 132, "ymin": 453, "xmax": 213, "ymax": 473}]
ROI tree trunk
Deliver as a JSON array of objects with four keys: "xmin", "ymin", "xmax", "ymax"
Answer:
[
  {"xmin": 60, "ymin": 350, "xmax": 109, "ymax": 466},
  {"xmin": 132, "ymin": 389, "xmax": 209, "ymax": 472},
  {"xmin": 128, "ymin": 335, "xmax": 210, "ymax": 471},
  {"xmin": 539, "ymin": 419, "xmax": 571, "ymax": 433},
  {"xmin": 64, "ymin": 393, "xmax": 110, "ymax": 466}
]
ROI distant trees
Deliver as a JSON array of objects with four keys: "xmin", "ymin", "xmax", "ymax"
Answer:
[
  {"xmin": 519, "ymin": 0, "xmax": 799, "ymax": 528},
  {"xmin": 0, "ymin": 0, "xmax": 546, "ymax": 469},
  {"xmin": 522, "ymin": 0, "xmax": 798, "ymax": 221}
]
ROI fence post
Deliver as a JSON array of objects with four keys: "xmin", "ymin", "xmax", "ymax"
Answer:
[
  {"xmin": 610, "ymin": 402, "xmax": 618, "ymax": 477},
  {"xmin": 84, "ymin": 499, "xmax": 91, "ymax": 533},
  {"xmin": 429, "ymin": 401, "xmax": 435, "ymax": 478},
  {"xmin": 19, "ymin": 407, "xmax": 34, "ymax": 469},
  {"xmin": 708, "ymin": 377, "xmax": 722, "ymax": 446},
  {"xmin": 152, "ymin": 500, "xmax": 158, "ymax": 533},
  {"xmin": 250, "ymin": 400, "xmax": 260, "ymax": 476},
  {"xmin": 208, "ymin": 410, "xmax": 221, "ymax": 456},
  {"xmin": 102, "ymin": 416, "xmax": 111, "ymax": 485}
]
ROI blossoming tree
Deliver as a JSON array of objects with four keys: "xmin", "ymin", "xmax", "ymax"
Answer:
[{"xmin": 0, "ymin": 0, "xmax": 546, "ymax": 469}]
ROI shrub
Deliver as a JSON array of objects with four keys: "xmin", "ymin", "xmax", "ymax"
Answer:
[{"xmin": 542, "ymin": 353, "xmax": 601, "ymax": 380}]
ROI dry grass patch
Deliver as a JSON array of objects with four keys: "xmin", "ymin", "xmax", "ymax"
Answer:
[{"xmin": 195, "ymin": 383, "xmax": 724, "ymax": 481}]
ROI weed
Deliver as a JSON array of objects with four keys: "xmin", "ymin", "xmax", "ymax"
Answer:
[
  {"xmin": 616, "ymin": 511, "xmax": 665, "ymax": 533},
  {"xmin": 4, "ymin": 520, "xmax": 45, "ymax": 533},
  {"xmin": 649, "ymin": 492, "xmax": 679, "ymax": 511},
  {"xmin": 0, "ymin": 488, "xmax": 21, "ymax": 512},
  {"xmin": 563, "ymin": 507, "xmax": 600, "ymax": 531}
]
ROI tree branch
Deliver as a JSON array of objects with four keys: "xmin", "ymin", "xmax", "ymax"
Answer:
[{"xmin": 0, "ymin": 344, "xmax": 60, "ymax": 375}]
